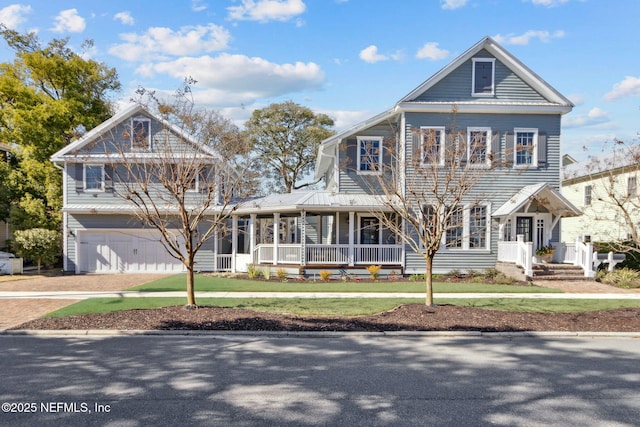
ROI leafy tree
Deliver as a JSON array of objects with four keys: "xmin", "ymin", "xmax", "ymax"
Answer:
[
  {"xmin": 0, "ymin": 27, "xmax": 120, "ymax": 230},
  {"xmin": 243, "ymin": 101, "xmax": 335, "ymax": 193},
  {"xmin": 13, "ymin": 228, "xmax": 61, "ymax": 273}
]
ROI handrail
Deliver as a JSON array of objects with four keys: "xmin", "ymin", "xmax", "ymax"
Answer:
[
  {"xmin": 574, "ymin": 237, "xmax": 596, "ymax": 278},
  {"xmin": 515, "ymin": 235, "xmax": 533, "ymax": 278}
]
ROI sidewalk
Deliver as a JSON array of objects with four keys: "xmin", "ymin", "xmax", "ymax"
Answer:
[{"xmin": 0, "ymin": 273, "xmax": 638, "ymax": 330}]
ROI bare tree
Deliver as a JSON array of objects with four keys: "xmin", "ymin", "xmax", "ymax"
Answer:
[
  {"xmin": 366, "ymin": 112, "xmax": 499, "ymax": 306},
  {"xmin": 98, "ymin": 84, "xmax": 253, "ymax": 307},
  {"xmin": 565, "ymin": 140, "xmax": 640, "ymax": 255}
]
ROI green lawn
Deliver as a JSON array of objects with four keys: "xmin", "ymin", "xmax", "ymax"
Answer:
[
  {"xmin": 44, "ymin": 297, "xmax": 640, "ymax": 319},
  {"xmin": 129, "ymin": 273, "xmax": 562, "ymax": 293}
]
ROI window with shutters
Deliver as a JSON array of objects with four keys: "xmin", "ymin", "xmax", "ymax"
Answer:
[
  {"xmin": 514, "ymin": 128, "xmax": 538, "ymax": 167},
  {"xmin": 84, "ymin": 164, "xmax": 105, "ymax": 192}
]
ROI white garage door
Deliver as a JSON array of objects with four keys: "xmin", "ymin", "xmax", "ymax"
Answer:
[{"xmin": 78, "ymin": 231, "xmax": 185, "ymax": 273}]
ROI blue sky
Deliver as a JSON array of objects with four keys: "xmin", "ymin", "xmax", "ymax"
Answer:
[{"xmin": 1, "ymin": 0, "xmax": 639, "ymax": 161}]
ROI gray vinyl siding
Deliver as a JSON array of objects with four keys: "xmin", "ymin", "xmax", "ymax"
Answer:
[
  {"xmin": 338, "ymin": 122, "xmax": 396, "ymax": 193},
  {"xmin": 413, "ymin": 50, "xmax": 547, "ymax": 103},
  {"xmin": 65, "ymin": 214, "xmax": 218, "ymax": 272},
  {"xmin": 402, "ymin": 111, "xmax": 562, "ymax": 274}
]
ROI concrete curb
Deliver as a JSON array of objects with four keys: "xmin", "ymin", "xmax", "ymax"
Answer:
[{"xmin": 3, "ymin": 329, "xmax": 639, "ymax": 338}]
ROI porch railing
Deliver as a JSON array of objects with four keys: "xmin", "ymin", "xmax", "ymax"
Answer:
[
  {"xmin": 497, "ymin": 241, "xmax": 518, "ymax": 263},
  {"xmin": 574, "ymin": 238, "xmax": 596, "ymax": 278},
  {"xmin": 216, "ymin": 254, "xmax": 232, "ymax": 272},
  {"xmin": 255, "ymin": 243, "xmax": 402, "ymax": 266}
]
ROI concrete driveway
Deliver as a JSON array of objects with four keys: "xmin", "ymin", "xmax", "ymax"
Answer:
[{"xmin": 0, "ymin": 273, "xmax": 170, "ymax": 330}]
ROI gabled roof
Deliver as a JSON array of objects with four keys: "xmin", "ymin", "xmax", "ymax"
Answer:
[
  {"xmin": 399, "ymin": 36, "xmax": 574, "ymax": 108},
  {"xmin": 50, "ymin": 104, "xmax": 218, "ymax": 163},
  {"xmin": 493, "ymin": 182, "xmax": 581, "ymax": 218},
  {"xmin": 561, "ymin": 146, "xmax": 640, "ymax": 182}
]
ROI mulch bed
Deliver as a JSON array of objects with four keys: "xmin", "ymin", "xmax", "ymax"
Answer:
[{"xmin": 13, "ymin": 304, "xmax": 640, "ymax": 332}]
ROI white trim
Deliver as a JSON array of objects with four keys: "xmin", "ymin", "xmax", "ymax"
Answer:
[
  {"xmin": 514, "ymin": 127, "xmax": 538, "ymax": 168},
  {"xmin": 419, "ymin": 126, "xmax": 446, "ymax": 166},
  {"xmin": 467, "ymin": 127, "xmax": 492, "ymax": 167},
  {"xmin": 83, "ymin": 164, "xmax": 105, "ymax": 192},
  {"xmin": 356, "ymin": 136, "xmax": 383, "ymax": 174},
  {"xmin": 443, "ymin": 203, "xmax": 491, "ymax": 252},
  {"xmin": 356, "ymin": 214, "xmax": 382, "ymax": 245},
  {"xmin": 471, "ymin": 58, "xmax": 496, "ymax": 97}
]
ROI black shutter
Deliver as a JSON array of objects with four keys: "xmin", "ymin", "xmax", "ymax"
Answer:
[
  {"xmin": 505, "ymin": 132, "xmax": 514, "ymax": 168},
  {"xmin": 74, "ymin": 163, "xmax": 84, "ymax": 192},
  {"xmin": 538, "ymin": 133, "xmax": 547, "ymax": 166},
  {"xmin": 490, "ymin": 131, "xmax": 500, "ymax": 165}
]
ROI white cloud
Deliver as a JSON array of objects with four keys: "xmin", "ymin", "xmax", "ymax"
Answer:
[
  {"xmin": 527, "ymin": 0, "xmax": 570, "ymax": 7},
  {"xmin": 52, "ymin": 8, "xmax": 86, "ymax": 33},
  {"xmin": 141, "ymin": 53, "xmax": 324, "ymax": 101},
  {"xmin": 0, "ymin": 4, "xmax": 32, "ymax": 29},
  {"xmin": 359, "ymin": 45, "xmax": 388, "ymax": 63},
  {"xmin": 493, "ymin": 30, "xmax": 565, "ymax": 45},
  {"xmin": 114, "ymin": 11, "xmax": 134, "ymax": 26},
  {"xmin": 415, "ymin": 42, "xmax": 449, "ymax": 60},
  {"xmin": 440, "ymin": 0, "xmax": 467, "ymax": 10},
  {"xmin": 567, "ymin": 93, "xmax": 584, "ymax": 106},
  {"xmin": 563, "ymin": 107, "xmax": 610, "ymax": 128},
  {"xmin": 604, "ymin": 76, "xmax": 640, "ymax": 101},
  {"xmin": 227, "ymin": 0, "xmax": 306, "ymax": 22},
  {"xmin": 191, "ymin": 0, "xmax": 208, "ymax": 12},
  {"xmin": 109, "ymin": 24, "xmax": 231, "ymax": 61}
]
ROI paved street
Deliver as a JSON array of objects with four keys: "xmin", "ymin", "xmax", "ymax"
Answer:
[{"xmin": 1, "ymin": 334, "xmax": 639, "ymax": 426}]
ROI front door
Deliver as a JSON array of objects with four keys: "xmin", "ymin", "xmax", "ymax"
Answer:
[{"xmin": 516, "ymin": 216, "xmax": 533, "ymax": 243}]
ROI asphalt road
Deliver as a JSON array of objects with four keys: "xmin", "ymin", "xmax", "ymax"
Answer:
[{"xmin": 1, "ymin": 334, "xmax": 639, "ymax": 426}]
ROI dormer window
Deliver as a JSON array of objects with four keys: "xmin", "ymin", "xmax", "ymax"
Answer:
[
  {"xmin": 472, "ymin": 58, "xmax": 495, "ymax": 97},
  {"xmin": 131, "ymin": 117, "xmax": 151, "ymax": 150}
]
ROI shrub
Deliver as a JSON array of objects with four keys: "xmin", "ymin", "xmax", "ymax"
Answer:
[
  {"xmin": 493, "ymin": 272, "xmax": 516, "ymax": 285},
  {"xmin": 319, "ymin": 270, "xmax": 332, "ymax": 281},
  {"xmin": 13, "ymin": 228, "xmax": 61, "ymax": 273},
  {"xmin": 409, "ymin": 274, "xmax": 425, "ymax": 282},
  {"xmin": 262, "ymin": 266, "xmax": 271, "ymax": 281},
  {"xmin": 601, "ymin": 268, "xmax": 640, "ymax": 288},
  {"xmin": 276, "ymin": 268, "xmax": 288, "ymax": 282},
  {"xmin": 367, "ymin": 265, "xmax": 382, "ymax": 280},
  {"xmin": 247, "ymin": 264, "xmax": 259, "ymax": 280}
]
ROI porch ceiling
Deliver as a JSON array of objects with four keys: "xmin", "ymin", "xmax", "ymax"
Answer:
[{"xmin": 492, "ymin": 182, "xmax": 582, "ymax": 218}]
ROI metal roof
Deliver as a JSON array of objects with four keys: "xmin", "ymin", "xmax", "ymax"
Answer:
[{"xmin": 235, "ymin": 190, "xmax": 391, "ymax": 214}]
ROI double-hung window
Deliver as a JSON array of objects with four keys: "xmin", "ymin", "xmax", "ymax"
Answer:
[
  {"xmin": 357, "ymin": 136, "xmax": 382, "ymax": 173},
  {"xmin": 514, "ymin": 128, "xmax": 538, "ymax": 167},
  {"xmin": 472, "ymin": 58, "xmax": 495, "ymax": 96},
  {"xmin": 584, "ymin": 185, "xmax": 592, "ymax": 206},
  {"xmin": 444, "ymin": 204, "xmax": 490, "ymax": 250},
  {"xmin": 420, "ymin": 127, "xmax": 445, "ymax": 166},
  {"xmin": 467, "ymin": 127, "xmax": 491, "ymax": 166},
  {"xmin": 131, "ymin": 117, "xmax": 151, "ymax": 150},
  {"xmin": 84, "ymin": 164, "xmax": 104, "ymax": 192}
]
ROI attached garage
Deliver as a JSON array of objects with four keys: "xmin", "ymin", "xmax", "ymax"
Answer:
[{"xmin": 77, "ymin": 230, "xmax": 185, "ymax": 274}]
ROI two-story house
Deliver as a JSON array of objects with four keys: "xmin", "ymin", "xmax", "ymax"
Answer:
[
  {"xmin": 50, "ymin": 104, "xmax": 238, "ymax": 274},
  {"xmin": 561, "ymin": 146, "xmax": 640, "ymax": 244},
  {"xmin": 232, "ymin": 36, "xmax": 581, "ymax": 277},
  {"xmin": 52, "ymin": 37, "xmax": 582, "ymax": 277}
]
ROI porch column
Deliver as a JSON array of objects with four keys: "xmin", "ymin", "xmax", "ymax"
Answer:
[
  {"xmin": 231, "ymin": 215, "xmax": 238, "ymax": 273},
  {"xmin": 273, "ymin": 212, "xmax": 280, "ymax": 266},
  {"xmin": 249, "ymin": 214, "xmax": 257, "ymax": 264},
  {"xmin": 213, "ymin": 229, "xmax": 218, "ymax": 270},
  {"xmin": 348, "ymin": 211, "xmax": 355, "ymax": 266},
  {"xmin": 300, "ymin": 210, "xmax": 306, "ymax": 267}
]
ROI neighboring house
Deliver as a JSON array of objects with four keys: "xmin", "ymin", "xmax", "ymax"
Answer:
[
  {"xmin": 232, "ymin": 36, "xmax": 581, "ymax": 276},
  {"xmin": 561, "ymin": 146, "xmax": 640, "ymax": 244},
  {"xmin": 50, "ymin": 104, "xmax": 236, "ymax": 274},
  {"xmin": 51, "ymin": 36, "xmax": 583, "ymax": 277}
]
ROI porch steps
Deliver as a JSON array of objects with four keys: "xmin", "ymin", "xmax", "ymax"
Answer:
[{"xmin": 532, "ymin": 263, "xmax": 591, "ymax": 281}]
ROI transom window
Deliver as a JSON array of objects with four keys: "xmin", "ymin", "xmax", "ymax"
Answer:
[
  {"xmin": 472, "ymin": 58, "xmax": 495, "ymax": 96},
  {"xmin": 131, "ymin": 117, "xmax": 151, "ymax": 150},
  {"xmin": 357, "ymin": 136, "xmax": 382, "ymax": 173},
  {"xmin": 420, "ymin": 127, "xmax": 445, "ymax": 166},
  {"xmin": 467, "ymin": 127, "xmax": 491, "ymax": 166},
  {"xmin": 515, "ymin": 128, "xmax": 538, "ymax": 166},
  {"xmin": 84, "ymin": 164, "xmax": 104, "ymax": 192}
]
